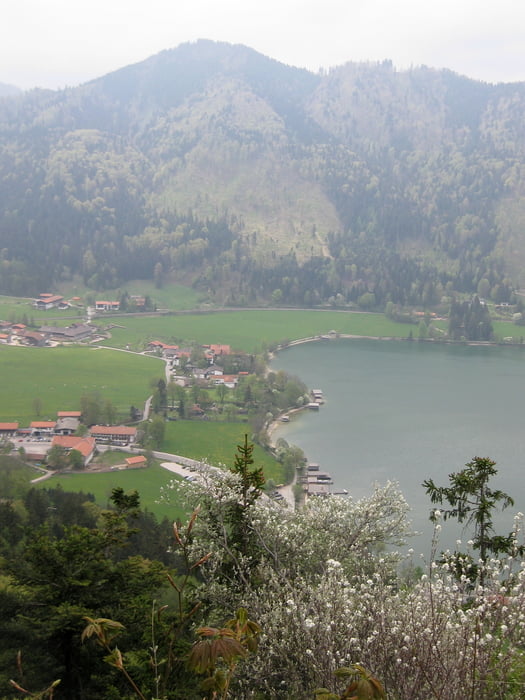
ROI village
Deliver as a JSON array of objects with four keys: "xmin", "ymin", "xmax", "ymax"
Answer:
[{"xmin": 1, "ymin": 292, "xmax": 338, "ymax": 498}]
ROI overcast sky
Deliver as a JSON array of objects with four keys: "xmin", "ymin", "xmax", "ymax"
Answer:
[{"xmin": 1, "ymin": 0, "xmax": 524, "ymax": 90}]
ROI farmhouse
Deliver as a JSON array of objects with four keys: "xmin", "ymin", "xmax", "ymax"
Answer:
[
  {"xmin": 55, "ymin": 416, "xmax": 80, "ymax": 435},
  {"xmin": 95, "ymin": 300, "xmax": 120, "ymax": 312},
  {"xmin": 0, "ymin": 422, "xmax": 19, "ymax": 437},
  {"xmin": 33, "ymin": 293, "xmax": 65, "ymax": 310},
  {"xmin": 30, "ymin": 421, "xmax": 57, "ymax": 436},
  {"xmin": 40, "ymin": 323, "xmax": 95, "ymax": 342},
  {"xmin": 51, "ymin": 435, "xmax": 97, "ymax": 466},
  {"xmin": 20, "ymin": 330, "xmax": 46, "ymax": 347},
  {"xmin": 89, "ymin": 425, "xmax": 137, "ymax": 445}
]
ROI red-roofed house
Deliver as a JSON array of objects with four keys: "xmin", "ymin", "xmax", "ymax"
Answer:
[
  {"xmin": 0, "ymin": 422, "xmax": 19, "ymax": 437},
  {"xmin": 208, "ymin": 344, "xmax": 231, "ymax": 356},
  {"xmin": 95, "ymin": 301, "xmax": 120, "ymax": 312},
  {"xmin": 89, "ymin": 425, "xmax": 137, "ymax": 445},
  {"xmin": 30, "ymin": 421, "xmax": 57, "ymax": 435},
  {"xmin": 57, "ymin": 411, "xmax": 82, "ymax": 418},
  {"xmin": 33, "ymin": 294, "xmax": 65, "ymax": 310},
  {"xmin": 51, "ymin": 435, "xmax": 97, "ymax": 466}
]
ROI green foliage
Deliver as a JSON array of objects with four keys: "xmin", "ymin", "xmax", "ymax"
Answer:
[
  {"xmin": 188, "ymin": 608, "xmax": 260, "ymax": 699},
  {"xmin": 423, "ymin": 456, "xmax": 517, "ymax": 561},
  {"xmin": 315, "ymin": 664, "xmax": 386, "ymax": 699},
  {"xmin": 448, "ymin": 296, "xmax": 494, "ymax": 341},
  {"xmin": 1, "ymin": 43, "xmax": 524, "ymax": 304}
]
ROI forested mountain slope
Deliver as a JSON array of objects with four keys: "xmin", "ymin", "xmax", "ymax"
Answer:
[{"xmin": 1, "ymin": 39, "xmax": 524, "ymax": 306}]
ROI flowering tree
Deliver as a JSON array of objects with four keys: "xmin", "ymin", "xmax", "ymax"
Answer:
[{"xmin": 162, "ymin": 465, "xmax": 525, "ymax": 699}]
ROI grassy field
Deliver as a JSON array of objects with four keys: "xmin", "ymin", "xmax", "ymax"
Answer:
[
  {"xmin": 0, "ymin": 295, "xmax": 82, "ymax": 323},
  {"xmin": 163, "ymin": 421, "xmax": 282, "ymax": 483},
  {"xmin": 99, "ymin": 309, "xmax": 428, "ymax": 353},
  {"xmin": 37, "ymin": 463, "xmax": 188, "ymax": 521},
  {"xmin": 0, "ymin": 345, "xmax": 165, "ymax": 423},
  {"xmin": 0, "ymin": 283, "xmax": 200, "ymax": 323}
]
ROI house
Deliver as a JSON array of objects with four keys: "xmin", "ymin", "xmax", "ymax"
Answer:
[
  {"xmin": 125, "ymin": 455, "xmax": 147, "ymax": 468},
  {"xmin": 20, "ymin": 330, "xmax": 46, "ymax": 347},
  {"xmin": 39, "ymin": 323, "xmax": 94, "ymax": 342},
  {"xmin": 55, "ymin": 416, "xmax": 80, "ymax": 435},
  {"xmin": 147, "ymin": 340, "xmax": 165, "ymax": 352},
  {"xmin": 57, "ymin": 411, "xmax": 82, "ymax": 418},
  {"xmin": 89, "ymin": 425, "xmax": 137, "ymax": 445},
  {"xmin": 95, "ymin": 300, "xmax": 120, "ymax": 312},
  {"xmin": 51, "ymin": 435, "xmax": 96, "ymax": 466},
  {"xmin": 30, "ymin": 421, "xmax": 57, "ymax": 436},
  {"xmin": 33, "ymin": 293, "xmax": 65, "ymax": 310},
  {"xmin": 0, "ymin": 422, "xmax": 19, "ymax": 438},
  {"xmin": 213, "ymin": 374, "xmax": 240, "ymax": 388},
  {"xmin": 204, "ymin": 344, "xmax": 232, "ymax": 357},
  {"xmin": 206, "ymin": 367, "xmax": 224, "ymax": 377}
]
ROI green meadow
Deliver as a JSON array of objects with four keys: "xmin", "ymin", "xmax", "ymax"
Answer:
[
  {"xmin": 37, "ymin": 463, "xmax": 187, "ymax": 521},
  {"xmin": 0, "ymin": 345, "xmax": 165, "ymax": 423},
  {"xmin": 163, "ymin": 421, "xmax": 282, "ymax": 483},
  {"xmin": 100, "ymin": 309, "xmax": 427, "ymax": 353}
]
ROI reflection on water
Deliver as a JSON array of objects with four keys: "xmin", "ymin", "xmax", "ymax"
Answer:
[{"xmin": 271, "ymin": 338, "xmax": 525, "ymax": 555}]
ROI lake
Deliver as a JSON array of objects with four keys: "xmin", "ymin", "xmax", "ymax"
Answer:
[{"xmin": 271, "ymin": 338, "xmax": 525, "ymax": 555}]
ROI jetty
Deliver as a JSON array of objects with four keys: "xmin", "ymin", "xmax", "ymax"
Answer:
[{"xmin": 298, "ymin": 462, "xmax": 346, "ymax": 498}]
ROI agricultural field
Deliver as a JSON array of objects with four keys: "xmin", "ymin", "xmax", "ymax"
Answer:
[
  {"xmin": 0, "ymin": 345, "xmax": 165, "ymax": 423},
  {"xmin": 99, "ymin": 309, "xmax": 428, "ymax": 353},
  {"xmin": 35, "ymin": 463, "xmax": 187, "ymax": 521}
]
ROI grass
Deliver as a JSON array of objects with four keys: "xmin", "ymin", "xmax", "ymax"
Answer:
[
  {"xmin": 37, "ymin": 463, "xmax": 187, "ymax": 521},
  {"xmin": 163, "ymin": 420, "xmax": 282, "ymax": 483},
  {"xmin": 34, "ymin": 424, "xmax": 281, "ymax": 520},
  {"xmin": 0, "ymin": 295, "xmax": 82, "ymax": 323},
  {"xmin": 99, "ymin": 309, "xmax": 424, "ymax": 353},
  {"xmin": 0, "ymin": 345, "xmax": 165, "ymax": 423}
]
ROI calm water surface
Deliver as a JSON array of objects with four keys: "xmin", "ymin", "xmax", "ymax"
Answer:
[{"xmin": 271, "ymin": 339, "xmax": 525, "ymax": 555}]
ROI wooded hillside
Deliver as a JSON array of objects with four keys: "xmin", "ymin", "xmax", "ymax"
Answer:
[{"xmin": 1, "ymin": 39, "xmax": 524, "ymax": 306}]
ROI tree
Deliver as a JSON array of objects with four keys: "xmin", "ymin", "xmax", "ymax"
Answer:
[
  {"xmin": 4, "ymin": 501, "xmax": 168, "ymax": 699},
  {"xmin": 32, "ymin": 397, "xmax": 42, "ymax": 417},
  {"xmin": 144, "ymin": 415, "xmax": 165, "ymax": 449},
  {"xmin": 423, "ymin": 456, "xmax": 516, "ymax": 562},
  {"xmin": 46, "ymin": 445, "xmax": 69, "ymax": 470},
  {"xmin": 68, "ymin": 449, "xmax": 84, "ymax": 470},
  {"xmin": 217, "ymin": 383, "xmax": 227, "ymax": 406}
]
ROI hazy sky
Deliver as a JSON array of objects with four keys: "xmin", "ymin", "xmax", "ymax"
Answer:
[{"xmin": 1, "ymin": 0, "xmax": 524, "ymax": 90}]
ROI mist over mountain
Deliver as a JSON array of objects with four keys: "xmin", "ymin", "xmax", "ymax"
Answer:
[
  {"xmin": 0, "ymin": 82, "xmax": 22, "ymax": 97},
  {"xmin": 1, "ymin": 39, "xmax": 524, "ymax": 307}
]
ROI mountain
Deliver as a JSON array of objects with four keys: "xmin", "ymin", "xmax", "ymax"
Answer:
[{"xmin": 0, "ymin": 39, "xmax": 524, "ymax": 307}]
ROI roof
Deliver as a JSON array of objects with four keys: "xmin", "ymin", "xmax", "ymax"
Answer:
[
  {"xmin": 125, "ymin": 455, "xmax": 147, "ymax": 466},
  {"xmin": 52, "ymin": 435, "xmax": 96, "ymax": 458},
  {"xmin": 57, "ymin": 411, "xmax": 82, "ymax": 417},
  {"xmin": 89, "ymin": 425, "xmax": 137, "ymax": 436},
  {"xmin": 36, "ymin": 294, "xmax": 63, "ymax": 303},
  {"xmin": 0, "ymin": 422, "xmax": 19, "ymax": 430},
  {"xmin": 208, "ymin": 344, "xmax": 231, "ymax": 355},
  {"xmin": 30, "ymin": 421, "xmax": 57, "ymax": 428}
]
